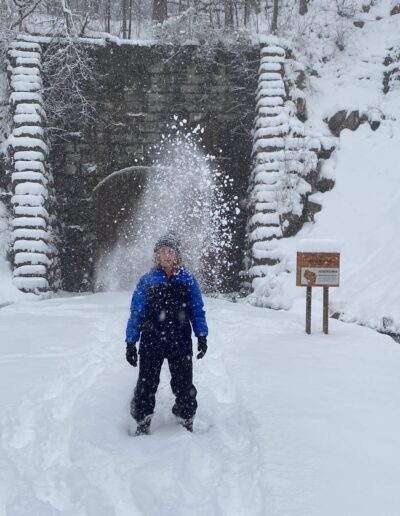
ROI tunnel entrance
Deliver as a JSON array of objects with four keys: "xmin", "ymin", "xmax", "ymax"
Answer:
[{"xmin": 49, "ymin": 43, "xmax": 257, "ymax": 293}]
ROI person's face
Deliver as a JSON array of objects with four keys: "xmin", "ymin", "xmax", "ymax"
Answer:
[{"xmin": 157, "ymin": 246, "xmax": 177, "ymax": 270}]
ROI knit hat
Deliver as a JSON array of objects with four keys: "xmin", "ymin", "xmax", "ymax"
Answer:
[{"xmin": 154, "ymin": 232, "xmax": 181, "ymax": 253}]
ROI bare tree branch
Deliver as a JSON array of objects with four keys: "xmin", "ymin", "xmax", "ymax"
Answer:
[
  {"xmin": 79, "ymin": 11, "xmax": 90, "ymax": 36},
  {"xmin": 10, "ymin": 0, "xmax": 43, "ymax": 29}
]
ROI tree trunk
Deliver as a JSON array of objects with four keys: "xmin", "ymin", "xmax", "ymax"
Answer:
[
  {"xmin": 244, "ymin": 0, "xmax": 250, "ymax": 26},
  {"xmin": 224, "ymin": 0, "xmax": 233, "ymax": 29},
  {"xmin": 234, "ymin": 1, "xmax": 239, "ymax": 26},
  {"xmin": 122, "ymin": 0, "xmax": 128, "ymax": 38},
  {"xmin": 152, "ymin": 0, "xmax": 168, "ymax": 23},
  {"xmin": 18, "ymin": 7, "xmax": 23, "ymax": 31},
  {"xmin": 271, "ymin": 0, "xmax": 279, "ymax": 34},
  {"xmin": 299, "ymin": 0, "xmax": 308, "ymax": 15},
  {"xmin": 128, "ymin": 0, "xmax": 133, "ymax": 38},
  {"xmin": 105, "ymin": 0, "xmax": 111, "ymax": 33},
  {"xmin": 136, "ymin": 0, "xmax": 142, "ymax": 37},
  {"xmin": 62, "ymin": 0, "xmax": 73, "ymax": 33}
]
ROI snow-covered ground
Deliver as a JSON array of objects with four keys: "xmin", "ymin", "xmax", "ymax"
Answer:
[{"xmin": 1, "ymin": 293, "xmax": 399, "ymax": 516}]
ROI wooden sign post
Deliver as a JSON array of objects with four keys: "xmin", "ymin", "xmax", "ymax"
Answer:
[{"xmin": 296, "ymin": 250, "xmax": 340, "ymax": 334}]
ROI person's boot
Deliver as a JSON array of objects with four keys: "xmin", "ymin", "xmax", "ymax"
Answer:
[
  {"xmin": 134, "ymin": 416, "xmax": 151, "ymax": 436},
  {"xmin": 182, "ymin": 418, "xmax": 193, "ymax": 432},
  {"xmin": 177, "ymin": 417, "xmax": 193, "ymax": 432},
  {"xmin": 172, "ymin": 405, "xmax": 194, "ymax": 432}
]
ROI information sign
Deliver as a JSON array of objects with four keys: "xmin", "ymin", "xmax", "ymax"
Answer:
[
  {"xmin": 296, "ymin": 252, "xmax": 340, "ymax": 287},
  {"xmin": 300, "ymin": 267, "xmax": 339, "ymax": 286}
]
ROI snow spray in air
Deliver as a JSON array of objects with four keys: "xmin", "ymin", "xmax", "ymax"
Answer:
[{"xmin": 96, "ymin": 118, "xmax": 239, "ymax": 292}]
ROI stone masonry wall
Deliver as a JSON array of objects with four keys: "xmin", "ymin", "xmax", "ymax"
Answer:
[{"xmin": 50, "ymin": 43, "xmax": 258, "ymax": 292}]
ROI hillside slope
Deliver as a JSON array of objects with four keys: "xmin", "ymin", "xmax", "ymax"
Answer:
[{"xmin": 269, "ymin": 5, "xmax": 400, "ymax": 334}]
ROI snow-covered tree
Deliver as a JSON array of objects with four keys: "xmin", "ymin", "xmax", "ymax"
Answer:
[{"xmin": 41, "ymin": 37, "xmax": 97, "ymax": 138}]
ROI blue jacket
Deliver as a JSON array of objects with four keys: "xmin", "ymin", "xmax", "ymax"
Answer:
[{"xmin": 126, "ymin": 266, "xmax": 208, "ymax": 357}]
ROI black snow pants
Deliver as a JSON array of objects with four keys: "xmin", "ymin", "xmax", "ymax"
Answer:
[{"xmin": 131, "ymin": 353, "xmax": 198, "ymax": 423}]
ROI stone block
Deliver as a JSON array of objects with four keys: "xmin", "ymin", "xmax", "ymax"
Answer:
[
  {"xmin": 345, "ymin": 110, "xmax": 361, "ymax": 131},
  {"xmin": 327, "ymin": 110, "xmax": 361, "ymax": 136},
  {"xmin": 307, "ymin": 199, "xmax": 322, "ymax": 222},
  {"xmin": 295, "ymin": 70, "xmax": 306, "ymax": 89},
  {"xmin": 64, "ymin": 163, "xmax": 77, "ymax": 176},
  {"xmin": 148, "ymin": 63, "xmax": 166, "ymax": 74},
  {"xmin": 146, "ymin": 92, "xmax": 170, "ymax": 106},
  {"xmin": 316, "ymin": 177, "xmax": 335, "ymax": 193},
  {"xmin": 296, "ymin": 97, "xmax": 307, "ymax": 121},
  {"xmin": 180, "ymin": 84, "xmax": 204, "ymax": 95},
  {"xmin": 185, "ymin": 73, "xmax": 207, "ymax": 85},
  {"xmin": 64, "ymin": 152, "xmax": 81, "ymax": 164},
  {"xmin": 391, "ymin": 3, "xmax": 400, "ymax": 15},
  {"xmin": 189, "ymin": 113, "xmax": 204, "ymax": 123}
]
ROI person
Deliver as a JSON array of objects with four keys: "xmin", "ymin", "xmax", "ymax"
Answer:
[{"xmin": 125, "ymin": 232, "xmax": 208, "ymax": 436}]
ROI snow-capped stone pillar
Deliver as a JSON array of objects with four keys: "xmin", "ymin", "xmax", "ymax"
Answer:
[
  {"xmin": 243, "ymin": 44, "xmax": 286, "ymax": 303},
  {"xmin": 6, "ymin": 38, "xmax": 52, "ymax": 294},
  {"xmin": 244, "ymin": 41, "xmax": 320, "ymax": 307}
]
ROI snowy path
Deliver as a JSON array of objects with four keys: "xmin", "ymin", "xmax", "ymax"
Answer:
[{"xmin": 1, "ymin": 293, "xmax": 400, "ymax": 515}]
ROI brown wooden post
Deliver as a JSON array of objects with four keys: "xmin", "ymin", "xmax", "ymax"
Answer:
[
  {"xmin": 306, "ymin": 286, "xmax": 312, "ymax": 334},
  {"xmin": 323, "ymin": 286, "xmax": 329, "ymax": 334}
]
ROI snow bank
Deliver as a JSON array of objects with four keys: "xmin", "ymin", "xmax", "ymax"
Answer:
[
  {"xmin": 297, "ymin": 239, "xmax": 342, "ymax": 253},
  {"xmin": 309, "ymin": 117, "xmax": 400, "ymax": 332},
  {"xmin": 0, "ymin": 202, "xmax": 24, "ymax": 305},
  {"xmin": 271, "ymin": 110, "xmax": 400, "ymax": 332}
]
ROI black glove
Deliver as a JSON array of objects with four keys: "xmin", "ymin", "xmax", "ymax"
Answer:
[
  {"xmin": 126, "ymin": 341, "xmax": 138, "ymax": 367},
  {"xmin": 197, "ymin": 336, "xmax": 208, "ymax": 359}
]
